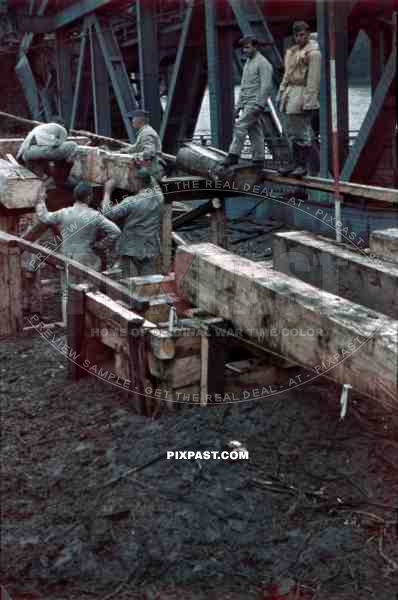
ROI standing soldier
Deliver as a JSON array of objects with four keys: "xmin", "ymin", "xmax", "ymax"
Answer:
[
  {"xmin": 33, "ymin": 182, "xmax": 120, "ymax": 321},
  {"xmin": 277, "ymin": 21, "xmax": 321, "ymax": 177},
  {"xmin": 102, "ymin": 169, "xmax": 164, "ymax": 278},
  {"xmin": 222, "ymin": 35, "xmax": 273, "ymax": 171},
  {"xmin": 126, "ymin": 109, "xmax": 165, "ymax": 180}
]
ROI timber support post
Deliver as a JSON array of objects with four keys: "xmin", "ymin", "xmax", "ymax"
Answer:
[
  {"xmin": 67, "ymin": 282, "xmax": 91, "ymax": 381},
  {"xmin": 0, "ymin": 231, "xmax": 23, "ymax": 337},
  {"xmin": 210, "ymin": 197, "xmax": 228, "ymax": 248}
]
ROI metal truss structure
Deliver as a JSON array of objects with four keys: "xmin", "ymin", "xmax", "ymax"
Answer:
[{"xmin": 2, "ymin": 0, "xmax": 397, "ymax": 187}]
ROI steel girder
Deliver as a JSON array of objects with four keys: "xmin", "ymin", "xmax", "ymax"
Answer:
[
  {"xmin": 160, "ymin": 0, "xmax": 207, "ymax": 154},
  {"xmin": 136, "ymin": 0, "xmax": 162, "ymax": 132}
]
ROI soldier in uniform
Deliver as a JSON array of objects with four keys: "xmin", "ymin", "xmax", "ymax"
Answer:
[
  {"xmin": 102, "ymin": 169, "xmax": 165, "ymax": 278},
  {"xmin": 222, "ymin": 35, "xmax": 273, "ymax": 170},
  {"xmin": 17, "ymin": 116, "xmax": 77, "ymax": 178},
  {"xmin": 125, "ymin": 109, "xmax": 165, "ymax": 180},
  {"xmin": 277, "ymin": 21, "xmax": 321, "ymax": 177},
  {"xmin": 33, "ymin": 181, "xmax": 120, "ymax": 321}
]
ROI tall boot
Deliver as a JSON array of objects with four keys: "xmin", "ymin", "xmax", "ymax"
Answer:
[
  {"xmin": 277, "ymin": 144, "xmax": 297, "ymax": 176},
  {"xmin": 290, "ymin": 144, "xmax": 308, "ymax": 177}
]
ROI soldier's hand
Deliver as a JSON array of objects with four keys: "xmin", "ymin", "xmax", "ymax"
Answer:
[
  {"xmin": 252, "ymin": 104, "xmax": 263, "ymax": 115},
  {"xmin": 234, "ymin": 107, "xmax": 241, "ymax": 119}
]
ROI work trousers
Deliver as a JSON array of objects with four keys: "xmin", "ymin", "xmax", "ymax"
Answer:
[
  {"xmin": 120, "ymin": 255, "xmax": 157, "ymax": 278},
  {"xmin": 229, "ymin": 104, "xmax": 266, "ymax": 161},
  {"xmin": 282, "ymin": 112, "xmax": 314, "ymax": 148},
  {"xmin": 23, "ymin": 140, "xmax": 77, "ymax": 163}
]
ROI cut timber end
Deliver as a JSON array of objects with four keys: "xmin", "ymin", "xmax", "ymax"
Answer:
[
  {"xmin": 175, "ymin": 243, "xmax": 398, "ymax": 406},
  {"xmin": 0, "ymin": 159, "xmax": 44, "ymax": 210}
]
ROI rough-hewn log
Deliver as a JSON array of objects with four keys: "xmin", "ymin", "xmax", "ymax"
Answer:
[
  {"xmin": 0, "ymin": 158, "xmax": 44, "ymax": 210},
  {"xmin": 273, "ymin": 231, "xmax": 398, "ymax": 318},
  {"xmin": 175, "ymin": 143, "xmax": 398, "ymax": 205},
  {"xmin": 175, "ymin": 243, "xmax": 398, "ymax": 406},
  {"xmin": 69, "ymin": 146, "xmax": 141, "ymax": 193},
  {"xmin": 370, "ymin": 228, "xmax": 398, "ymax": 264}
]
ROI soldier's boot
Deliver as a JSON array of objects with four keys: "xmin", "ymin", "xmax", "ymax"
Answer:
[
  {"xmin": 290, "ymin": 144, "xmax": 308, "ymax": 177},
  {"xmin": 277, "ymin": 146, "xmax": 297, "ymax": 176},
  {"xmin": 221, "ymin": 153, "xmax": 239, "ymax": 168},
  {"xmin": 252, "ymin": 159, "xmax": 265, "ymax": 171}
]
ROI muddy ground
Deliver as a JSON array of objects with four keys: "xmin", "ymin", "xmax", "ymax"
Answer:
[{"xmin": 1, "ymin": 328, "xmax": 398, "ymax": 600}]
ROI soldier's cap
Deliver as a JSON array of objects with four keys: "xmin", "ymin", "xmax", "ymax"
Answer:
[
  {"xmin": 131, "ymin": 109, "xmax": 150, "ymax": 119},
  {"xmin": 292, "ymin": 21, "xmax": 310, "ymax": 34},
  {"xmin": 73, "ymin": 181, "xmax": 93, "ymax": 203},
  {"xmin": 136, "ymin": 168, "xmax": 152, "ymax": 182},
  {"xmin": 239, "ymin": 34, "xmax": 259, "ymax": 46}
]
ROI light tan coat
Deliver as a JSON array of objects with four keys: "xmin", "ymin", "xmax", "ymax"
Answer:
[{"xmin": 278, "ymin": 39, "xmax": 321, "ymax": 115}]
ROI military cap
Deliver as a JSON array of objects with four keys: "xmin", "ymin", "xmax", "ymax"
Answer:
[
  {"xmin": 239, "ymin": 34, "xmax": 259, "ymax": 46},
  {"xmin": 131, "ymin": 109, "xmax": 150, "ymax": 119}
]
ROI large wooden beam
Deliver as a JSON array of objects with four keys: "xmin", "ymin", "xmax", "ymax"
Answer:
[
  {"xmin": 175, "ymin": 243, "xmax": 398, "ymax": 406},
  {"xmin": 0, "ymin": 159, "xmax": 44, "ymax": 210},
  {"xmin": 273, "ymin": 231, "xmax": 398, "ymax": 319},
  {"xmin": 175, "ymin": 143, "xmax": 398, "ymax": 205}
]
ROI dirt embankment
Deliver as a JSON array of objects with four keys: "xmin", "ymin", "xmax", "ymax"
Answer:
[{"xmin": 1, "ymin": 333, "xmax": 398, "ymax": 600}]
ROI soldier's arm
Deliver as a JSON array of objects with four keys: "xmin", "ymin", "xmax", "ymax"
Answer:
[
  {"xmin": 255, "ymin": 57, "xmax": 273, "ymax": 108},
  {"xmin": 35, "ymin": 193, "xmax": 63, "ymax": 227},
  {"xmin": 96, "ymin": 214, "xmax": 121, "ymax": 247},
  {"xmin": 303, "ymin": 49, "xmax": 321, "ymax": 110},
  {"xmin": 104, "ymin": 195, "xmax": 138, "ymax": 222}
]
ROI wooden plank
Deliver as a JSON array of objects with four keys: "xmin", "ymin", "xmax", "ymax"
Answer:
[
  {"xmin": 85, "ymin": 290, "xmax": 144, "ymax": 328},
  {"xmin": 127, "ymin": 320, "xmax": 147, "ymax": 415},
  {"xmin": 0, "ymin": 236, "xmax": 23, "ymax": 336},
  {"xmin": 175, "ymin": 243, "xmax": 398, "ymax": 406},
  {"xmin": 370, "ymin": 228, "xmax": 398, "ymax": 264},
  {"xmin": 120, "ymin": 273, "xmax": 175, "ymax": 297},
  {"xmin": 149, "ymin": 328, "xmax": 202, "ymax": 360},
  {"xmin": 161, "ymin": 203, "xmax": 173, "ymax": 273},
  {"xmin": 273, "ymin": 231, "xmax": 398, "ymax": 319},
  {"xmin": 1, "ymin": 233, "xmax": 149, "ymax": 313}
]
